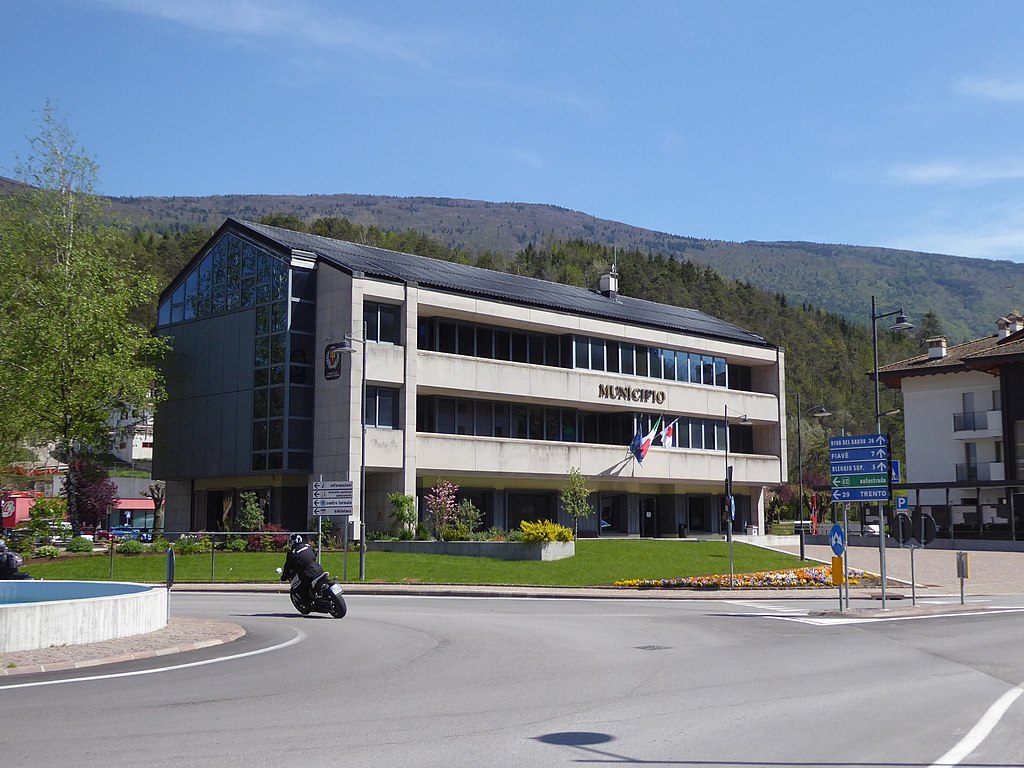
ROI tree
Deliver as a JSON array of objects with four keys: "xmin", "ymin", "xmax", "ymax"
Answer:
[
  {"xmin": 0, "ymin": 103, "xmax": 169, "ymax": 531},
  {"xmin": 235, "ymin": 490, "xmax": 265, "ymax": 532},
  {"xmin": 143, "ymin": 481, "xmax": 165, "ymax": 538},
  {"xmin": 560, "ymin": 467, "xmax": 593, "ymax": 539},
  {"xmin": 914, "ymin": 310, "xmax": 945, "ymax": 346},
  {"xmin": 425, "ymin": 480, "xmax": 459, "ymax": 540},
  {"xmin": 386, "ymin": 492, "xmax": 417, "ymax": 537},
  {"xmin": 64, "ymin": 459, "xmax": 117, "ymax": 529}
]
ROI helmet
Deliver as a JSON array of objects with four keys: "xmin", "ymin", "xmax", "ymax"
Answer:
[{"xmin": 288, "ymin": 533, "xmax": 304, "ymax": 549}]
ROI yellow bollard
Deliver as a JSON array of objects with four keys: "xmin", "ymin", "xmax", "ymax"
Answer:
[{"xmin": 832, "ymin": 556, "xmax": 846, "ymax": 585}]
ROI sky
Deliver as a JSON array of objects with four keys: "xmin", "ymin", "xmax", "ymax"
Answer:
[{"xmin": 4, "ymin": 1, "xmax": 1024, "ymax": 263}]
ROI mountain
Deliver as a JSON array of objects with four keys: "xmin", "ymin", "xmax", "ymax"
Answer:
[{"xmin": 5, "ymin": 179, "xmax": 1021, "ymax": 340}]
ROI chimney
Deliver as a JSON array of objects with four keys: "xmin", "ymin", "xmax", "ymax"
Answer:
[
  {"xmin": 1008, "ymin": 310, "xmax": 1024, "ymax": 334},
  {"xmin": 926, "ymin": 336, "xmax": 947, "ymax": 360},
  {"xmin": 599, "ymin": 268, "xmax": 619, "ymax": 299}
]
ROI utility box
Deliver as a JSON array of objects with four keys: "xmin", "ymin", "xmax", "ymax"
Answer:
[{"xmin": 956, "ymin": 551, "xmax": 970, "ymax": 579}]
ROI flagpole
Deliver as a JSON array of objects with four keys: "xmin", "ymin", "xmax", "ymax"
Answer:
[{"xmin": 725, "ymin": 404, "xmax": 734, "ymax": 588}]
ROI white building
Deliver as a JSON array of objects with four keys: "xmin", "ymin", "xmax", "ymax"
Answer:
[
  {"xmin": 877, "ymin": 312, "xmax": 1024, "ymax": 541},
  {"xmin": 153, "ymin": 219, "xmax": 788, "ymax": 537}
]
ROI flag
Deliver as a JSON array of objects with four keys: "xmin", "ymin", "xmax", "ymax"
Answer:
[
  {"xmin": 659, "ymin": 419, "xmax": 678, "ymax": 448},
  {"xmin": 630, "ymin": 416, "xmax": 662, "ymax": 464}
]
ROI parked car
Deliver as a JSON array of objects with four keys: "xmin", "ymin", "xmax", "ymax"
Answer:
[{"xmin": 109, "ymin": 525, "xmax": 141, "ymax": 540}]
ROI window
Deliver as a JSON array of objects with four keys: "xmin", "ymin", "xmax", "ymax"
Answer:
[
  {"xmin": 574, "ymin": 336, "xmax": 590, "ymax": 369},
  {"xmin": 364, "ymin": 303, "xmax": 402, "ymax": 345},
  {"xmin": 366, "ymin": 386, "xmax": 400, "ymax": 428}
]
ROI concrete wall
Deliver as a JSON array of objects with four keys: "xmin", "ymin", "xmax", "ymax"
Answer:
[{"xmin": 0, "ymin": 581, "xmax": 167, "ymax": 653}]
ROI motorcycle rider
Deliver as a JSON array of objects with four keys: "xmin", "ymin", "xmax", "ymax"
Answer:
[
  {"xmin": 0, "ymin": 539, "xmax": 29, "ymax": 580},
  {"xmin": 280, "ymin": 533, "xmax": 326, "ymax": 601}
]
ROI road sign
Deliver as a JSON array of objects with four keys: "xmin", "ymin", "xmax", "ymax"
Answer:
[
  {"xmin": 894, "ymin": 512, "xmax": 913, "ymax": 545},
  {"xmin": 895, "ymin": 494, "xmax": 909, "ymax": 510},
  {"xmin": 313, "ymin": 481, "xmax": 352, "ymax": 491},
  {"xmin": 829, "ymin": 433, "xmax": 890, "ymax": 500},
  {"xmin": 830, "ymin": 460, "xmax": 889, "ymax": 476},
  {"xmin": 831, "ymin": 473, "xmax": 888, "ymax": 488},
  {"xmin": 313, "ymin": 489, "xmax": 353, "ymax": 499},
  {"xmin": 831, "ymin": 487, "xmax": 890, "ymax": 502},
  {"xmin": 829, "ymin": 434, "xmax": 888, "ymax": 449},
  {"xmin": 312, "ymin": 497, "xmax": 352, "ymax": 509},
  {"xmin": 829, "ymin": 446, "xmax": 889, "ymax": 462},
  {"xmin": 829, "ymin": 524, "xmax": 846, "ymax": 556},
  {"xmin": 891, "ymin": 459, "xmax": 901, "ymax": 483}
]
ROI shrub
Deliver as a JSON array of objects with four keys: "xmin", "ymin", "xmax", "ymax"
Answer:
[
  {"xmin": 174, "ymin": 534, "xmax": 201, "ymax": 554},
  {"xmin": 387, "ymin": 492, "xmax": 417, "ymax": 534},
  {"xmin": 234, "ymin": 491, "xmax": 265, "ymax": 532},
  {"xmin": 414, "ymin": 523, "xmax": 431, "ymax": 541},
  {"xmin": 505, "ymin": 528, "xmax": 525, "ymax": 543},
  {"xmin": 366, "ymin": 530, "xmax": 399, "ymax": 542},
  {"xmin": 116, "ymin": 539, "xmax": 146, "ymax": 555},
  {"xmin": 425, "ymin": 480, "xmax": 459, "ymax": 539},
  {"xmin": 65, "ymin": 536, "xmax": 95, "ymax": 553},
  {"xmin": 248, "ymin": 522, "xmax": 288, "ymax": 552},
  {"xmin": 35, "ymin": 544, "xmax": 62, "ymax": 559},
  {"xmin": 519, "ymin": 519, "xmax": 574, "ymax": 543},
  {"xmin": 439, "ymin": 523, "xmax": 469, "ymax": 541},
  {"xmin": 225, "ymin": 535, "xmax": 247, "ymax": 552},
  {"xmin": 147, "ymin": 537, "xmax": 171, "ymax": 552}
]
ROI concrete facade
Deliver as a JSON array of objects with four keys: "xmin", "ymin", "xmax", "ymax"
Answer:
[{"xmin": 154, "ymin": 220, "xmax": 788, "ymax": 539}]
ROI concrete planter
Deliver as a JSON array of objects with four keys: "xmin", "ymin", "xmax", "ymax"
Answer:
[{"xmin": 368, "ymin": 540, "xmax": 575, "ymax": 561}]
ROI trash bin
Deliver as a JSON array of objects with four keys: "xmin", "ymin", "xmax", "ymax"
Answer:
[
  {"xmin": 745, "ymin": 525, "xmax": 758, "ymax": 536},
  {"xmin": 678, "ymin": 524, "xmax": 688, "ymax": 538}
]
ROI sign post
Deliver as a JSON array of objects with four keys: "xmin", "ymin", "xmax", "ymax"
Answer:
[
  {"xmin": 830, "ymin": 434, "xmax": 891, "ymax": 602},
  {"xmin": 829, "ymin": 523, "xmax": 846, "ymax": 612},
  {"xmin": 312, "ymin": 480, "xmax": 353, "ymax": 567}
]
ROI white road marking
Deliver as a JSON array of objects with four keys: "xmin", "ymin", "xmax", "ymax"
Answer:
[
  {"xmin": 930, "ymin": 684, "xmax": 1024, "ymax": 767},
  {"xmin": 0, "ymin": 628, "xmax": 306, "ymax": 690},
  {"xmin": 768, "ymin": 607, "xmax": 1024, "ymax": 626},
  {"xmin": 724, "ymin": 600, "xmax": 808, "ymax": 614}
]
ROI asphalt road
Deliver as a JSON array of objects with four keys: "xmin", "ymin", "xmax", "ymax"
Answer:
[{"xmin": 3, "ymin": 592, "xmax": 1024, "ymax": 768}]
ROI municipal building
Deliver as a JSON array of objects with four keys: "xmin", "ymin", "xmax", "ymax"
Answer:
[{"xmin": 153, "ymin": 219, "xmax": 788, "ymax": 537}]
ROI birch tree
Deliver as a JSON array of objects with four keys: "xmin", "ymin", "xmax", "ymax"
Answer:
[{"xmin": 0, "ymin": 103, "xmax": 168, "ymax": 530}]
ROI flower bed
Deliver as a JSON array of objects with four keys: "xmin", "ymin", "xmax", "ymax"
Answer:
[{"xmin": 614, "ymin": 564, "xmax": 868, "ymax": 589}]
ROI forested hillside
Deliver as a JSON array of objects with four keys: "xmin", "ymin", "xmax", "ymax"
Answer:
[
  {"xmin": 84, "ymin": 187, "xmax": 1022, "ymax": 342},
  {"xmin": 130, "ymin": 213, "xmax": 920, "ymax": 483}
]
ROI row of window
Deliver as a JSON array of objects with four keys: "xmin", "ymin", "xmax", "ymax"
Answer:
[
  {"xmin": 416, "ymin": 316, "xmax": 742, "ymax": 389},
  {"xmin": 416, "ymin": 395, "xmax": 752, "ymax": 452}
]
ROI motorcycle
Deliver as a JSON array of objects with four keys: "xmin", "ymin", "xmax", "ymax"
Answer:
[{"xmin": 275, "ymin": 568, "xmax": 347, "ymax": 618}]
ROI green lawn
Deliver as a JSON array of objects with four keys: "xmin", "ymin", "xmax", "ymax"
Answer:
[{"xmin": 21, "ymin": 540, "xmax": 808, "ymax": 587}]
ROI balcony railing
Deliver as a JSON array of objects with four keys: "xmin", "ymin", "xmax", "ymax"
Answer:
[
  {"xmin": 955, "ymin": 462, "xmax": 991, "ymax": 482},
  {"xmin": 953, "ymin": 410, "xmax": 995, "ymax": 432}
]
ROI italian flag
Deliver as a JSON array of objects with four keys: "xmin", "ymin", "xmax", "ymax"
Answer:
[{"xmin": 631, "ymin": 416, "xmax": 662, "ymax": 464}]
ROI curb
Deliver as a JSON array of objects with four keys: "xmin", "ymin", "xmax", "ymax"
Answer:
[{"xmin": 0, "ymin": 621, "xmax": 246, "ymax": 677}]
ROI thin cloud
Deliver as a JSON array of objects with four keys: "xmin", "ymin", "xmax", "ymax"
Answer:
[
  {"xmin": 954, "ymin": 77, "xmax": 1024, "ymax": 102},
  {"xmin": 95, "ymin": 0, "xmax": 445, "ymax": 64},
  {"xmin": 887, "ymin": 158, "xmax": 1024, "ymax": 186},
  {"xmin": 888, "ymin": 207, "xmax": 1024, "ymax": 261}
]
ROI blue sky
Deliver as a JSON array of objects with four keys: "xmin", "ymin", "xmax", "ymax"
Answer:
[{"xmin": 4, "ymin": 1, "xmax": 1024, "ymax": 262}]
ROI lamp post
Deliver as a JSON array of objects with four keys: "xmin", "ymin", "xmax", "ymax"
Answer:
[
  {"xmin": 870, "ymin": 296, "xmax": 913, "ymax": 608},
  {"xmin": 338, "ymin": 321, "xmax": 368, "ymax": 581},
  {"xmin": 724, "ymin": 405, "xmax": 752, "ymax": 588},
  {"xmin": 796, "ymin": 393, "xmax": 831, "ymax": 562}
]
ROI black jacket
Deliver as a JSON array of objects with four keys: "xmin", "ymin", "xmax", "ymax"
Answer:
[{"xmin": 281, "ymin": 543, "xmax": 324, "ymax": 585}]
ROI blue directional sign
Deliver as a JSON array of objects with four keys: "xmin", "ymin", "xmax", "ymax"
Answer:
[
  {"xmin": 891, "ymin": 459, "xmax": 901, "ymax": 483},
  {"xmin": 829, "ymin": 434, "xmax": 888, "ymax": 449},
  {"xmin": 831, "ymin": 487, "xmax": 891, "ymax": 502},
  {"xmin": 831, "ymin": 460, "xmax": 889, "ymax": 476},
  {"xmin": 829, "ymin": 446, "xmax": 889, "ymax": 462},
  {"xmin": 829, "ymin": 434, "xmax": 890, "ymax": 502},
  {"xmin": 829, "ymin": 524, "xmax": 846, "ymax": 556}
]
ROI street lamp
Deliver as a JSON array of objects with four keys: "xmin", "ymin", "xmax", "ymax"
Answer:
[
  {"xmin": 724, "ymin": 405, "xmax": 752, "ymax": 588},
  {"xmin": 796, "ymin": 393, "xmax": 831, "ymax": 561},
  {"xmin": 871, "ymin": 296, "xmax": 913, "ymax": 608},
  {"xmin": 337, "ymin": 320, "xmax": 368, "ymax": 581}
]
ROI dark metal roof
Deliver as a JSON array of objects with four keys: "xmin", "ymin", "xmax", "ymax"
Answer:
[{"xmin": 234, "ymin": 219, "xmax": 773, "ymax": 348}]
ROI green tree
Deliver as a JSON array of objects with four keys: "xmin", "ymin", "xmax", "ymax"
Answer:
[
  {"xmin": 0, "ymin": 103, "xmax": 169, "ymax": 531},
  {"xmin": 386, "ymin": 491, "xmax": 417, "ymax": 537},
  {"xmin": 235, "ymin": 491, "xmax": 265, "ymax": 532},
  {"xmin": 560, "ymin": 467, "xmax": 593, "ymax": 539}
]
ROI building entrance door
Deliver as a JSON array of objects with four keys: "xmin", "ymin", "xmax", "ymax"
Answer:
[
  {"xmin": 688, "ymin": 496, "xmax": 709, "ymax": 534},
  {"xmin": 641, "ymin": 496, "xmax": 659, "ymax": 537},
  {"xmin": 599, "ymin": 494, "xmax": 627, "ymax": 535}
]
